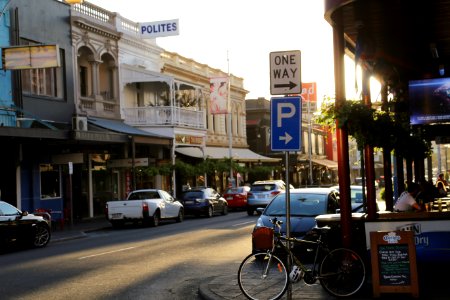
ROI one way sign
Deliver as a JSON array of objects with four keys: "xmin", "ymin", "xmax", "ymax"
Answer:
[
  {"xmin": 271, "ymin": 97, "xmax": 301, "ymax": 151},
  {"xmin": 270, "ymin": 50, "xmax": 301, "ymax": 95}
]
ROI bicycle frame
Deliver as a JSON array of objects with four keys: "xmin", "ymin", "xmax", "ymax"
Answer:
[{"xmin": 267, "ymin": 221, "xmax": 330, "ymax": 283}]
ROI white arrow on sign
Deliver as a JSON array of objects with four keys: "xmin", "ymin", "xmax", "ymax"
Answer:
[{"xmin": 279, "ymin": 132, "xmax": 293, "ymax": 144}]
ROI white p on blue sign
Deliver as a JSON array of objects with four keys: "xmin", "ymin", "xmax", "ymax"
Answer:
[
  {"xmin": 271, "ymin": 97, "xmax": 302, "ymax": 151},
  {"xmin": 139, "ymin": 19, "xmax": 179, "ymax": 39}
]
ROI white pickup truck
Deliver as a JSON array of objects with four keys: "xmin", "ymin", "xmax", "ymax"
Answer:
[{"xmin": 106, "ymin": 189, "xmax": 184, "ymax": 228}]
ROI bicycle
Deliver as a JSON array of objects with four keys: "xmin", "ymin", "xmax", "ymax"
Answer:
[{"xmin": 237, "ymin": 218, "xmax": 366, "ymax": 300}]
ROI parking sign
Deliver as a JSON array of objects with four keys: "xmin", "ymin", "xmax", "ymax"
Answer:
[{"xmin": 271, "ymin": 97, "xmax": 301, "ymax": 151}]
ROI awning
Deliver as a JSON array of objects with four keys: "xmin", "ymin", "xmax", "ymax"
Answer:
[
  {"xmin": 175, "ymin": 146, "xmax": 280, "ymax": 162},
  {"xmin": 87, "ymin": 117, "xmax": 172, "ymax": 145},
  {"xmin": 121, "ymin": 63, "xmax": 173, "ymax": 85},
  {"xmin": 311, "ymin": 158, "xmax": 338, "ymax": 170}
]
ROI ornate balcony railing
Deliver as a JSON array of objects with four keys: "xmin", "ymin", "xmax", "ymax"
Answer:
[{"xmin": 123, "ymin": 106, "xmax": 205, "ymax": 129}]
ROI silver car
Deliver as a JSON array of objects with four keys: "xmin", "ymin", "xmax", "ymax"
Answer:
[{"xmin": 246, "ymin": 180, "xmax": 288, "ymax": 216}]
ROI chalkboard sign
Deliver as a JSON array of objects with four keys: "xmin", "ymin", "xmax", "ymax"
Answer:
[
  {"xmin": 370, "ymin": 231, "xmax": 419, "ymax": 298},
  {"xmin": 378, "ymin": 244, "xmax": 410, "ymax": 286}
]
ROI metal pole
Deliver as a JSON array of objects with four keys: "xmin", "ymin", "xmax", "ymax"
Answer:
[
  {"xmin": 285, "ymin": 151, "xmax": 292, "ymax": 299},
  {"xmin": 307, "ymin": 93, "xmax": 313, "ymax": 185},
  {"xmin": 172, "ymin": 141, "xmax": 176, "ymax": 198},
  {"xmin": 227, "ymin": 51, "xmax": 234, "ymax": 187}
]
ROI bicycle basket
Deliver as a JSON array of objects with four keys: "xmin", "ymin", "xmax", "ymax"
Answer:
[{"xmin": 252, "ymin": 226, "xmax": 274, "ymax": 250}]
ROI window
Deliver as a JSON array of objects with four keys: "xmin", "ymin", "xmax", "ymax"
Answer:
[
  {"xmin": 20, "ymin": 39, "xmax": 65, "ymax": 99},
  {"xmin": 80, "ymin": 66, "xmax": 88, "ymax": 97},
  {"xmin": 40, "ymin": 164, "xmax": 61, "ymax": 199}
]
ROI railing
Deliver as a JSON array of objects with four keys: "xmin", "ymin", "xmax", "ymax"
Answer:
[
  {"xmin": 123, "ymin": 106, "xmax": 206, "ymax": 129},
  {"xmin": 71, "ymin": 1, "xmax": 148, "ymax": 40},
  {"xmin": 71, "ymin": 2, "xmax": 115, "ymax": 26}
]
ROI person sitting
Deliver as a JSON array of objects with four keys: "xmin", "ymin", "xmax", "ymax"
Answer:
[
  {"xmin": 436, "ymin": 173, "xmax": 448, "ymax": 197},
  {"xmin": 394, "ymin": 182, "xmax": 422, "ymax": 212}
]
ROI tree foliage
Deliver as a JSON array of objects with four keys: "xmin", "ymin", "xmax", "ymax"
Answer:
[{"xmin": 315, "ymin": 99, "xmax": 431, "ymax": 160}]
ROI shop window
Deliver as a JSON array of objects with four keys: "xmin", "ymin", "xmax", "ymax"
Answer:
[{"xmin": 40, "ymin": 164, "xmax": 61, "ymax": 199}]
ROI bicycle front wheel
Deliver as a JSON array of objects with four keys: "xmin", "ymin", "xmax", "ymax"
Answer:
[
  {"xmin": 319, "ymin": 248, "xmax": 366, "ymax": 297},
  {"xmin": 237, "ymin": 252, "xmax": 288, "ymax": 300}
]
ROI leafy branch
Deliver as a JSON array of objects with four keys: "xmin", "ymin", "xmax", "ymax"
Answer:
[{"xmin": 315, "ymin": 99, "xmax": 431, "ymax": 159}]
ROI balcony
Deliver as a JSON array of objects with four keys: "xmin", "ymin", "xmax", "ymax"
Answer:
[{"xmin": 123, "ymin": 106, "xmax": 205, "ymax": 129}]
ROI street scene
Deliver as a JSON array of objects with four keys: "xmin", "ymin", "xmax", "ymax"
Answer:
[{"xmin": 1, "ymin": 0, "xmax": 450, "ymax": 300}]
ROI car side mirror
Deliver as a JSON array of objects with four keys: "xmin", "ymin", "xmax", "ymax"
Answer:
[{"xmin": 21, "ymin": 211, "xmax": 29, "ymax": 217}]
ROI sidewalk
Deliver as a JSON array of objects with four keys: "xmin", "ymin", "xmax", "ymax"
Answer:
[
  {"xmin": 50, "ymin": 219, "xmax": 446, "ymax": 300},
  {"xmin": 50, "ymin": 217, "xmax": 111, "ymax": 242}
]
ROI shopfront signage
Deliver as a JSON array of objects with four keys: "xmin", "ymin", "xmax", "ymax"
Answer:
[
  {"xmin": 139, "ymin": 19, "xmax": 179, "ymax": 38},
  {"xmin": 175, "ymin": 134, "xmax": 203, "ymax": 145},
  {"xmin": 107, "ymin": 158, "xmax": 149, "ymax": 168}
]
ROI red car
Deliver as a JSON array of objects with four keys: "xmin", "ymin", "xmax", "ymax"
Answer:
[{"xmin": 223, "ymin": 186, "xmax": 251, "ymax": 210}]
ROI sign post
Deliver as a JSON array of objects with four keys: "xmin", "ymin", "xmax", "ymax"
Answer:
[
  {"xmin": 270, "ymin": 50, "xmax": 301, "ymax": 95},
  {"xmin": 270, "ymin": 96, "xmax": 301, "ymax": 300},
  {"xmin": 270, "ymin": 97, "xmax": 302, "ymax": 152}
]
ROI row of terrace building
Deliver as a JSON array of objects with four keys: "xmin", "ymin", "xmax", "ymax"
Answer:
[{"xmin": 0, "ymin": 0, "xmax": 283, "ymax": 221}]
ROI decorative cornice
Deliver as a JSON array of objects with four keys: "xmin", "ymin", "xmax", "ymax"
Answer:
[{"xmin": 73, "ymin": 19, "xmax": 121, "ymax": 41}]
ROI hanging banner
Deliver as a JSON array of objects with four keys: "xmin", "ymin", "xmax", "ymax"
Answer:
[{"xmin": 209, "ymin": 77, "xmax": 229, "ymax": 114}]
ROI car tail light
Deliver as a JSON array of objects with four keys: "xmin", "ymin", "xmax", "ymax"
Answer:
[
  {"xmin": 142, "ymin": 202, "xmax": 149, "ymax": 212},
  {"xmin": 271, "ymin": 191, "xmax": 281, "ymax": 196}
]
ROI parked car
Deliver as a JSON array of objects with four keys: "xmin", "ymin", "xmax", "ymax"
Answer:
[
  {"xmin": 179, "ymin": 187, "xmax": 228, "ymax": 217},
  {"xmin": 0, "ymin": 201, "xmax": 51, "ymax": 249},
  {"xmin": 106, "ymin": 189, "xmax": 184, "ymax": 228},
  {"xmin": 246, "ymin": 180, "xmax": 289, "ymax": 216},
  {"xmin": 330, "ymin": 185, "xmax": 380, "ymax": 212},
  {"xmin": 252, "ymin": 188, "xmax": 340, "ymax": 257},
  {"xmin": 223, "ymin": 186, "xmax": 251, "ymax": 210}
]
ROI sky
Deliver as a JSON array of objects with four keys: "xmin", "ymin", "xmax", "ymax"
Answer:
[{"xmin": 87, "ymin": 0, "xmax": 336, "ymax": 101}]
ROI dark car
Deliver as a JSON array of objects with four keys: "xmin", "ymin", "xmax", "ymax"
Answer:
[
  {"xmin": 179, "ymin": 187, "xmax": 228, "ymax": 217},
  {"xmin": 0, "ymin": 201, "xmax": 51, "ymax": 249},
  {"xmin": 252, "ymin": 188, "xmax": 340, "ymax": 257},
  {"xmin": 223, "ymin": 186, "xmax": 251, "ymax": 210}
]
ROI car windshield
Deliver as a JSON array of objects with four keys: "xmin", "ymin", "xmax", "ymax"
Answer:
[
  {"xmin": 264, "ymin": 193, "xmax": 327, "ymax": 216},
  {"xmin": 251, "ymin": 184, "xmax": 276, "ymax": 192},
  {"xmin": 0, "ymin": 202, "xmax": 21, "ymax": 216},
  {"xmin": 181, "ymin": 191, "xmax": 203, "ymax": 200}
]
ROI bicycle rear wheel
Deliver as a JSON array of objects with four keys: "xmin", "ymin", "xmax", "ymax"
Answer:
[
  {"xmin": 319, "ymin": 248, "xmax": 366, "ymax": 297},
  {"xmin": 237, "ymin": 252, "xmax": 288, "ymax": 300}
]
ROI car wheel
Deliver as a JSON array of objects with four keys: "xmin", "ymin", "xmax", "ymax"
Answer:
[
  {"xmin": 247, "ymin": 208, "xmax": 254, "ymax": 216},
  {"xmin": 150, "ymin": 211, "xmax": 160, "ymax": 227},
  {"xmin": 33, "ymin": 224, "xmax": 51, "ymax": 248},
  {"xmin": 111, "ymin": 220, "xmax": 124, "ymax": 229},
  {"xmin": 176, "ymin": 209, "xmax": 184, "ymax": 223},
  {"xmin": 222, "ymin": 205, "xmax": 228, "ymax": 215},
  {"xmin": 206, "ymin": 206, "xmax": 214, "ymax": 218}
]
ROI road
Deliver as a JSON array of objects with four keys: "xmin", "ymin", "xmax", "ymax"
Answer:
[{"xmin": 0, "ymin": 211, "xmax": 257, "ymax": 300}]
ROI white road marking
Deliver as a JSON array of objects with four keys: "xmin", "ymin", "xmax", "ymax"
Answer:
[
  {"xmin": 233, "ymin": 221, "xmax": 256, "ymax": 227},
  {"xmin": 78, "ymin": 246, "xmax": 137, "ymax": 260}
]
